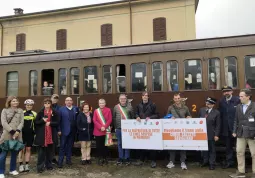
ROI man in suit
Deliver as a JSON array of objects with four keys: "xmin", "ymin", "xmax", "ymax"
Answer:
[
  {"xmin": 199, "ymin": 97, "xmax": 221, "ymax": 170},
  {"xmin": 219, "ymin": 86, "xmax": 240, "ymax": 169},
  {"xmin": 230, "ymin": 89, "xmax": 255, "ymax": 178},
  {"xmin": 58, "ymin": 97, "xmax": 79, "ymax": 168}
]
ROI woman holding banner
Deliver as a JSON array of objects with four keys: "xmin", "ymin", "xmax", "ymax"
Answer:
[
  {"xmin": 93, "ymin": 99, "xmax": 112, "ymax": 166},
  {"xmin": 113, "ymin": 94, "xmax": 134, "ymax": 166}
]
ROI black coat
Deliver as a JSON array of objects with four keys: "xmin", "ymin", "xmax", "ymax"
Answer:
[
  {"xmin": 199, "ymin": 107, "xmax": 221, "ymax": 140},
  {"xmin": 135, "ymin": 100, "xmax": 159, "ymax": 119},
  {"xmin": 34, "ymin": 109, "xmax": 59, "ymax": 146},
  {"xmin": 77, "ymin": 112, "xmax": 94, "ymax": 141},
  {"xmin": 233, "ymin": 102, "xmax": 255, "ymax": 138},
  {"xmin": 219, "ymin": 96, "xmax": 240, "ymax": 136}
]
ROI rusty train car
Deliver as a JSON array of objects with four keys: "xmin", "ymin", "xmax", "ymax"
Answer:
[{"xmin": 0, "ymin": 34, "xmax": 255, "ymax": 117}]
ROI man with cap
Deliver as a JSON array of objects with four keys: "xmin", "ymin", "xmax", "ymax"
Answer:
[
  {"xmin": 51, "ymin": 94, "xmax": 61, "ymax": 165},
  {"xmin": 199, "ymin": 97, "xmax": 221, "ymax": 170},
  {"xmin": 219, "ymin": 86, "xmax": 240, "ymax": 169}
]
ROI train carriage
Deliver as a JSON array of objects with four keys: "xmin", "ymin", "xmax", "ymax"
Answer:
[{"xmin": 0, "ymin": 34, "xmax": 255, "ymax": 118}]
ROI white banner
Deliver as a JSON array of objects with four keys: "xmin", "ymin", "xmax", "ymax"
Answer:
[
  {"xmin": 121, "ymin": 119, "xmax": 163, "ymax": 150},
  {"xmin": 162, "ymin": 118, "xmax": 208, "ymax": 150}
]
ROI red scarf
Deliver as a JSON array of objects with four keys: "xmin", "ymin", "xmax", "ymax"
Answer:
[{"xmin": 44, "ymin": 109, "xmax": 53, "ymax": 147}]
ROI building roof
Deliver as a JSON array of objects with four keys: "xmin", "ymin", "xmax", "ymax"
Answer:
[{"xmin": 0, "ymin": 0, "xmax": 200, "ymax": 21}]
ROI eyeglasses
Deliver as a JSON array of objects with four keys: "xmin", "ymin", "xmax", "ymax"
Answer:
[{"xmin": 53, "ymin": 97, "xmax": 59, "ymax": 99}]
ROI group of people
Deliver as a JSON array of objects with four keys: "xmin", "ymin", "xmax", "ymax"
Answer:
[{"xmin": 0, "ymin": 86, "xmax": 254, "ymax": 178}]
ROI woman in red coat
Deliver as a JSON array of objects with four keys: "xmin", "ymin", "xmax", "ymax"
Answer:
[{"xmin": 93, "ymin": 98, "xmax": 112, "ymax": 166}]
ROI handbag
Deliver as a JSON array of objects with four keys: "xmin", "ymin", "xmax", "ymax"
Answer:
[{"xmin": 0, "ymin": 110, "xmax": 17, "ymax": 136}]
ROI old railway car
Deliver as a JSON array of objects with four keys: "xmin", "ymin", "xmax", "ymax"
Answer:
[{"xmin": 0, "ymin": 34, "xmax": 255, "ymax": 117}]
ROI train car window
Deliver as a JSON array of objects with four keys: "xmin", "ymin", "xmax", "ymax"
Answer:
[
  {"xmin": 70, "ymin": 68, "xmax": 79, "ymax": 95},
  {"xmin": 84, "ymin": 66, "xmax": 98, "ymax": 93},
  {"xmin": 42, "ymin": 69, "xmax": 54, "ymax": 96},
  {"xmin": 244, "ymin": 56, "xmax": 255, "ymax": 88},
  {"xmin": 208, "ymin": 58, "xmax": 221, "ymax": 90},
  {"xmin": 131, "ymin": 63, "xmax": 147, "ymax": 92},
  {"xmin": 59, "ymin": 68, "xmax": 67, "ymax": 95},
  {"xmin": 224, "ymin": 57, "xmax": 238, "ymax": 88},
  {"xmin": 116, "ymin": 64, "xmax": 126, "ymax": 93},
  {"xmin": 103, "ymin": 65, "xmax": 112, "ymax": 93},
  {"xmin": 29, "ymin": 70, "xmax": 38, "ymax": 96},
  {"xmin": 152, "ymin": 62, "xmax": 163, "ymax": 91},
  {"xmin": 7, "ymin": 72, "xmax": 18, "ymax": 96},
  {"xmin": 167, "ymin": 61, "xmax": 178, "ymax": 91},
  {"xmin": 184, "ymin": 59, "xmax": 202, "ymax": 90}
]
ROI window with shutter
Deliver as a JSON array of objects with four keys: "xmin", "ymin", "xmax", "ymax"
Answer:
[
  {"xmin": 16, "ymin": 33, "xmax": 26, "ymax": 51},
  {"xmin": 153, "ymin": 17, "xmax": 166, "ymax": 41},
  {"xmin": 101, "ymin": 24, "xmax": 112, "ymax": 46},
  {"xmin": 56, "ymin": 29, "xmax": 67, "ymax": 50}
]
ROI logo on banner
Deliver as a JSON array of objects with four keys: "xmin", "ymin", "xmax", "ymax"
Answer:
[{"xmin": 199, "ymin": 120, "xmax": 203, "ymax": 124}]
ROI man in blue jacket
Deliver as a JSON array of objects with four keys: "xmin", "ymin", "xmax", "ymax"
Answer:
[
  {"xmin": 58, "ymin": 97, "xmax": 79, "ymax": 168},
  {"xmin": 219, "ymin": 86, "xmax": 240, "ymax": 169}
]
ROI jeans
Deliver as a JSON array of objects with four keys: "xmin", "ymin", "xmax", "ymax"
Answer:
[
  {"xmin": 169, "ymin": 150, "xmax": 186, "ymax": 163},
  {"xmin": 116, "ymin": 129, "xmax": 130, "ymax": 160},
  {"xmin": 0, "ymin": 151, "xmax": 17, "ymax": 174}
]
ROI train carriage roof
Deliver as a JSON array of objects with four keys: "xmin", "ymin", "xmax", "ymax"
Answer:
[{"xmin": 0, "ymin": 34, "xmax": 255, "ymax": 65}]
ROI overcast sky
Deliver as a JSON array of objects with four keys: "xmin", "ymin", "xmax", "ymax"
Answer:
[{"xmin": 0, "ymin": 0, "xmax": 254, "ymax": 39}]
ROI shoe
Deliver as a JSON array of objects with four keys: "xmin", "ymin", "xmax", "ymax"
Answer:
[
  {"xmin": 9, "ymin": 170, "xmax": 19, "ymax": 176},
  {"xmin": 223, "ymin": 163, "xmax": 235, "ymax": 169},
  {"xmin": 151, "ymin": 161, "xmax": 157, "ymax": 168},
  {"xmin": 47, "ymin": 167, "xmax": 53, "ymax": 170},
  {"xmin": 0, "ymin": 174, "xmax": 5, "ymax": 178},
  {"xmin": 81, "ymin": 160, "xmax": 87, "ymax": 165},
  {"xmin": 52, "ymin": 159, "xmax": 58, "ymax": 165},
  {"xmin": 166, "ymin": 161, "xmax": 175, "ymax": 169},
  {"xmin": 37, "ymin": 169, "xmax": 44, "ymax": 173},
  {"xmin": 229, "ymin": 172, "xmax": 245, "ymax": 178},
  {"xmin": 103, "ymin": 159, "xmax": 108, "ymax": 165},
  {"xmin": 116, "ymin": 158, "xmax": 123, "ymax": 166},
  {"xmin": 24, "ymin": 164, "xmax": 30, "ymax": 172},
  {"xmin": 87, "ymin": 160, "xmax": 92, "ymax": 164},
  {"xmin": 97, "ymin": 159, "xmax": 103, "ymax": 166},
  {"xmin": 58, "ymin": 164, "xmax": 63, "ymax": 168},
  {"xmin": 66, "ymin": 162, "xmax": 72, "ymax": 166},
  {"xmin": 200, "ymin": 162, "xmax": 209, "ymax": 167},
  {"xmin": 181, "ymin": 162, "xmax": 187, "ymax": 170},
  {"xmin": 124, "ymin": 159, "xmax": 131, "ymax": 166},
  {"xmin": 134, "ymin": 161, "xmax": 144, "ymax": 166},
  {"xmin": 19, "ymin": 165, "xmax": 24, "ymax": 172},
  {"xmin": 209, "ymin": 164, "xmax": 215, "ymax": 170}
]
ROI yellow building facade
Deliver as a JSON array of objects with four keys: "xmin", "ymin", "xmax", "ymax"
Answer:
[{"xmin": 0, "ymin": 0, "xmax": 198, "ymax": 56}]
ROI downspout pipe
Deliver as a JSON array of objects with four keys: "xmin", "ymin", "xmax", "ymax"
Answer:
[
  {"xmin": 0, "ymin": 22, "xmax": 3, "ymax": 56},
  {"xmin": 129, "ymin": 0, "xmax": 133, "ymax": 45}
]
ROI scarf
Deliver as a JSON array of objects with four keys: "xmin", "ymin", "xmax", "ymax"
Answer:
[
  {"xmin": 44, "ymin": 109, "xmax": 53, "ymax": 147},
  {"xmin": 85, "ymin": 112, "xmax": 91, "ymax": 123}
]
